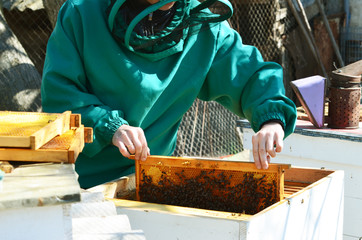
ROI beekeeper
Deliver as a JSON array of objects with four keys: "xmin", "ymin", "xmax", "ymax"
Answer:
[{"xmin": 41, "ymin": 0, "xmax": 297, "ymax": 189}]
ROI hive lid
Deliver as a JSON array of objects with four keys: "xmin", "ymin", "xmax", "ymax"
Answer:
[{"xmin": 291, "ymin": 76, "xmax": 326, "ymax": 128}]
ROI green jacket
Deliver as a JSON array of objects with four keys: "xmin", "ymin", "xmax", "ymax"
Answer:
[{"xmin": 41, "ymin": 0, "xmax": 297, "ymax": 188}]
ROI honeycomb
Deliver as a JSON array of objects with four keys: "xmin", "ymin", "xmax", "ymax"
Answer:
[
  {"xmin": 136, "ymin": 156, "xmax": 288, "ymax": 215},
  {"xmin": 0, "ymin": 111, "xmax": 58, "ymax": 136},
  {"xmin": 40, "ymin": 129, "xmax": 76, "ymax": 150}
]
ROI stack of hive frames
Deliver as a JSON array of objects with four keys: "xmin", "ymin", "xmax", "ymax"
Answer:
[
  {"xmin": 0, "ymin": 111, "xmax": 92, "ymax": 163},
  {"xmin": 135, "ymin": 156, "xmax": 290, "ymax": 215}
]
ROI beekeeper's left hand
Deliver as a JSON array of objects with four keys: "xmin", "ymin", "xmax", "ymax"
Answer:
[{"xmin": 252, "ymin": 122, "xmax": 284, "ymax": 170}]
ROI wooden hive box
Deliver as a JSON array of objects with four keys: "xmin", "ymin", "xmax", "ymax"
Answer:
[
  {"xmin": 0, "ymin": 111, "xmax": 72, "ymax": 150},
  {"xmin": 0, "ymin": 111, "xmax": 93, "ymax": 163},
  {"xmin": 108, "ymin": 157, "xmax": 344, "ymax": 240}
]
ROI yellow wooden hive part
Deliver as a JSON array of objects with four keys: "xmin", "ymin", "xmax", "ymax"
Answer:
[
  {"xmin": 40, "ymin": 129, "xmax": 76, "ymax": 150},
  {"xmin": 135, "ymin": 155, "xmax": 290, "ymax": 215},
  {"xmin": 0, "ymin": 111, "xmax": 72, "ymax": 149},
  {"xmin": 0, "ymin": 111, "xmax": 59, "ymax": 136}
]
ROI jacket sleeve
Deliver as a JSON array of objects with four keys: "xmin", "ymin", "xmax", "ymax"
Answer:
[
  {"xmin": 41, "ymin": 1, "xmax": 128, "ymax": 157},
  {"xmin": 198, "ymin": 22, "xmax": 297, "ymax": 137}
]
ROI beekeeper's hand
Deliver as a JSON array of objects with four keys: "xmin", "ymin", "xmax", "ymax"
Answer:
[
  {"xmin": 112, "ymin": 125, "xmax": 150, "ymax": 161},
  {"xmin": 252, "ymin": 122, "xmax": 284, "ymax": 170}
]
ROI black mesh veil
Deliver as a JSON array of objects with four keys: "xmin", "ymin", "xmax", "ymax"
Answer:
[{"xmin": 106, "ymin": 0, "xmax": 233, "ymax": 56}]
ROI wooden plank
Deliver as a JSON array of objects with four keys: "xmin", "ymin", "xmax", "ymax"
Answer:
[
  {"xmin": 0, "ymin": 163, "xmax": 81, "ymax": 210},
  {"xmin": 0, "ymin": 136, "xmax": 30, "ymax": 148},
  {"xmin": 0, "ymin": 125, "xmax": 88, "ymax": 163},
  {"xmin": 279, "ymin": 166, "xmax": 285, "ymax": 201},
  {"xmin": 135, "ymin": 155, "xmax": 290, "ymax": 172},
  {"xmin": 285, "ymin": 167, "xmax": 334, "ymax": 184},
  {"xmin": 31, "ymin": 111, "xmax": 71, "ymax": 150},
  {"xmin": 0, "ymin": 111, "xmax": 72, "ymax": 149},
  {"xmin": 67, "ymin": 125, "xmax": 85, "ymax": 163},
  {"xmin": 0, "ymin": 205, "xmax": 66, "ymax": 240},
  {"xmin": 0, "ymin": 147, "xmax": 69, "ymax": 162},
  {"xmin": 84, "ymin": 127, "xmax": 93, "ymax": 143},
  {"xmin": 0, "ymin": 111, "xmax": 61, "ymax": 148},
  {"xmin": 112, "ymin": 198, "xmax": 252, "ymax": 220},
  {"xmin": 247, "ymin": 170, "xmax": 343, "ymax": 240},
  {"xmin": 70, "ymin": 114, "xmax": 81, "ymax": 128}
]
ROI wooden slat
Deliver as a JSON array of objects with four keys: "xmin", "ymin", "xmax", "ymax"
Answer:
[
  {"xmin": 67, "ymin": 125, "xmax": 85, "ymax": 164},
  {"xmin": 0, "ymin": 111, "xmax": 72, "ymax": 150},
  {"xmin": 284, "ymin": 167, "xmax": 334, "ymax": 184},
  {"xmin": 84, "ymin": 127, "xmax": 93, "ymax": 143},
  {"xmin": 0, "ymin": 136, "xmax": 31, "ymax": 148},
  {"xmin": 0, "ymin": 148, "xmax": 69, "ymax": 163},
  {"xmin": 134, "ymin": 155, "xmax": 290, "ymax": 211},
  {"xmin": 0, "ymin": 125, "xmax": 89, "ymax": 163},
  {"xmin": 70, "ymin": 114, "xmax": 81, "ymax": 128},
  {"xmin": 0, "ymin": 111, "xmax": 60, "ymax": 148},
  {"xmin": 134, "ymin": 155, "xmax": 290, "ymax": 173},
  {"xmin": 30, "ymin": 111, "xmax": 71, "ymax": 150}
]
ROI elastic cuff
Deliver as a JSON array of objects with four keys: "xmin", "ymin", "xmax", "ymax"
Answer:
[
  {"xmin": 103, "ymin": 117, "xmax": 129, "ymax": 142},
  {"xmin": 260, "ymin": 119, "xmax": 285, "ymax": 131},
  {"xmin": 254, "ymin": 112, "xmax": 286, "ymax": 132}
]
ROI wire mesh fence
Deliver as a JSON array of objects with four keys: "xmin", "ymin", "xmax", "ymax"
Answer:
[
  {"xmin": 341, "ymin": 27, "xmax": 362, "ymax": 65},
  {"xmin": 2, "ymin": 7, "xmax": 53, "ymax": 74},
  {"xmin": 1, "ymin": 0, "xmax": 297, "ymax": 157},
  {"xmin": 175, "ymin": 0, "xmax": 293, "ymax": 157}
]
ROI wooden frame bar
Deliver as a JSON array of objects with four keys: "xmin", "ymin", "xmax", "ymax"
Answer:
[{"xmin": 0, "ymin": 111, "xmax": 72, "ymax": 150}]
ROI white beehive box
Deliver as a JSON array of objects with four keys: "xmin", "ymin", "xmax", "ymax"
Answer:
[{"xmin": 111, "ymin": 166, "xmax": 343, "ymax": 240}]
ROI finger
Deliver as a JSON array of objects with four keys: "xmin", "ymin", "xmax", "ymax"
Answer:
[
  {"xmin": 265, "ymin": 134, "xmax": 276, "ymax": 158},
  {"xmin": 117, "ymin": 134, "xmax": 135, "ymax": 155},
  {"xmin": 132, "ymin": 138, "xmax": 143, "ymax": 161},
  {"xmin": 267, "ymin": 154, "xmax": 271, "ymax": 164},
  {"xmin": 252, "ymin": 135, "xmax": 261, "ymax": 169},
  {"xmin": 140, "ymin": 146, "xmax": 148, "ymax": 161},
  {"xmin": 123, "ymin": 140, "xmax": 135, "ymax": 155},
  {"xmin": 139, "ymin": 140, "xmax": 149, "ymax": 161},
  {"xmin": 257, "ymin": 137, "xmax": 269, "ymax": 170},
  {"xmin": 274, "ymin": 134, "xmax": 284, "ymax": 153},
  {"xmin": 118, "ymin": 142, "xmax": 131, "ymax": 159}
]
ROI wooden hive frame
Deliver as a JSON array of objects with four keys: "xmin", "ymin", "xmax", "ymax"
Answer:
[
  {"xmin": 0, "ymin": 111, "xmax": 72, "ymax": 150},
  {"xmin": 0, "ymin": 113, "xmax": 93, "ymax": 163},
  {"xmin": 134, "ymin": 155, "xmax": 290, "ymax": 215}
]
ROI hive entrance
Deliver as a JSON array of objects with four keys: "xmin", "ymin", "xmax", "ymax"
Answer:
[{"xmin": 136, "ymin": 156, "xmax": 290, "ymax": 215}]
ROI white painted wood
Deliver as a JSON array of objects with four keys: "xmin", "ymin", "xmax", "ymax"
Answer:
[
  {"xmin": 241, "ymin": 125, "xmax": 359, "ymax": 239},
  {"xmin": 0, "ymin": 164, "xmax": 146, "ymax": 240},
  {"xmin": 79, "ymin": 190, "xmax": 105, "ymax": 203},
  {"xmin": 73, "ymin": 230, "xmax": 146, "ymax": 240},
  {"xmin": 343, "ymin": 235, "xmax": 360, "ymax": 240},
  {"xmin": 70, "ymin": 201, "xmax": 117, "ymax": 218},
  {"xmin": 242, "ymin": 128, "xmax": 362, "ymax": 167},
  {"xmin": 268, "ymin": 155, "xmax": 362, "ymax": 240},
  {"xmin": 0, "ymin": 205, "xmax": 65, "ymax": 240},
  {"xmin": 248, "ymin": 171, "xmax": 344, "ymax": 240},
  {"xmin": 344, "ymin": 197, "xmax": 362, "ymax": 238},
  {"xmin": 0, "ymin": 163, "xmax": 80, "ymax": 210},
  {"xmin": 271, "ymin": 155, "xmax": 362, "ymax": 199},
  {"xmin": 72, "ymin": 215, "xmax": 132, "ymax": 235},
  {"xmin": 114, "ymin": 170, "xmax": 343, "ymax": 240},
  {"xmin": 117, "ymin": 207, "xmax": 242, "ymax": 240},
  {"xmin": 68, "ymin": 191, "xmax": 146, "ymax": 240}
]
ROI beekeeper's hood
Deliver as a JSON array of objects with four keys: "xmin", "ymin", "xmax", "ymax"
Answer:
[{"xmin": 107, "ymin": 0, "xmax": 233, "ymax": 61}]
